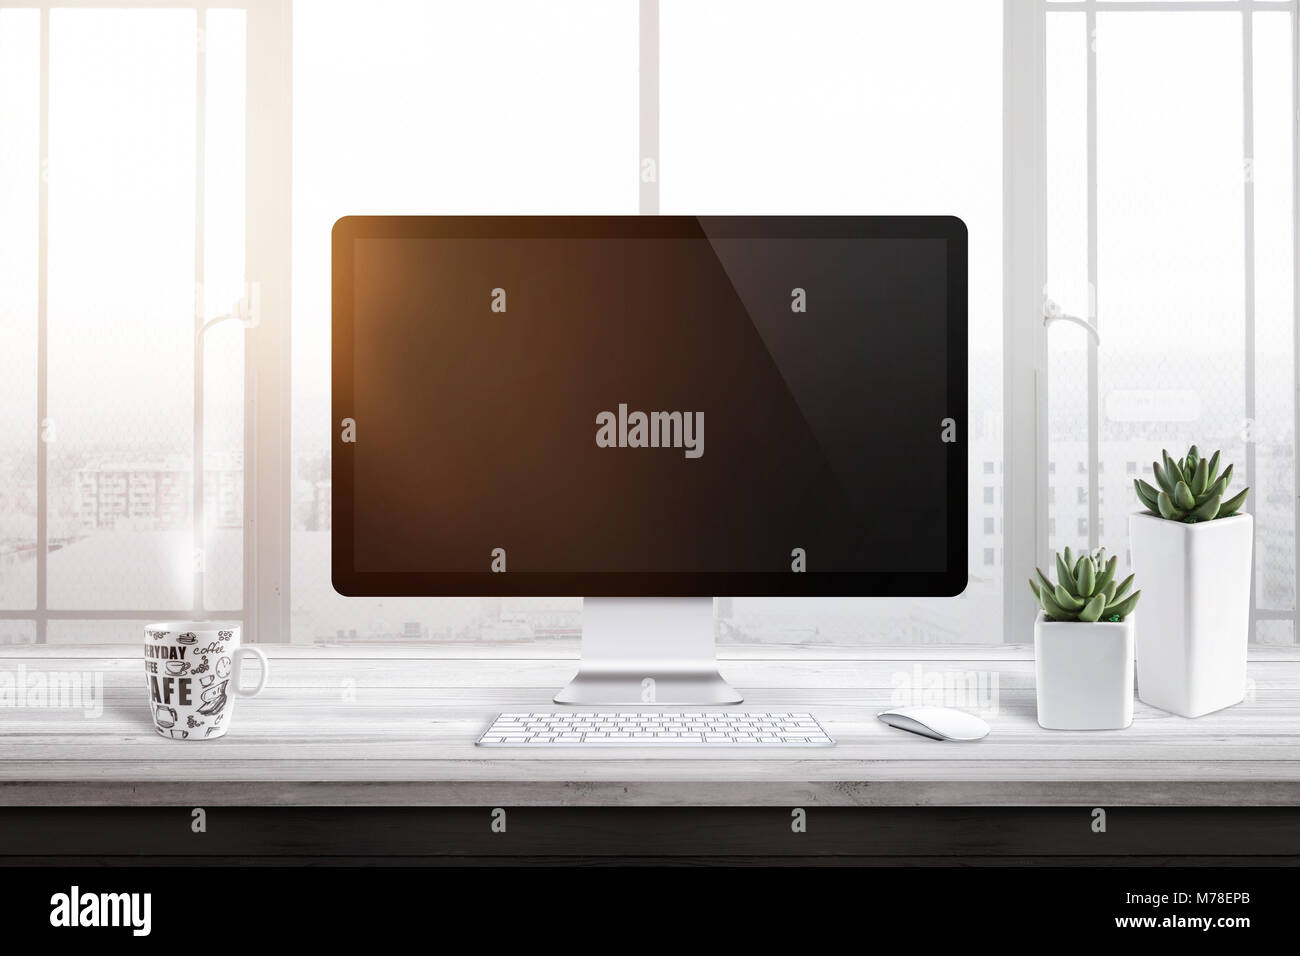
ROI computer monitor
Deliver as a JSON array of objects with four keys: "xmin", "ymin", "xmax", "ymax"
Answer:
[{"xmin": 332, "ymin": 216, "xmax": 967, "ymax": 704}]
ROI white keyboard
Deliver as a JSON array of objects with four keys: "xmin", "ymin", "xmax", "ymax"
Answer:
[{"xmin": 476, "ymin": 712, "xmax": 835, "ymax": 747}]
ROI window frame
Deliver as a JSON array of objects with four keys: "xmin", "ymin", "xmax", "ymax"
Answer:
[
  {"xmin": 0, "ymin": 0, "xmax": 289, "ymax": 643},
  {"xmin": 1015, "ymin": 0, "xmax": 1300, "ymax": 648}
]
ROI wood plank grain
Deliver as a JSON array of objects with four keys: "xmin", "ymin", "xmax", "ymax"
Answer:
[
  {"xmin": 4, "ymin": 648, "xmax": 1300, "ymax": 805},
  {"xmin": 6, "ymin": 779, "xmax": 1300, "ymax": 806},
  {"xmin": 8, "ymin": 655, "xmax": 1300, "ymax": 692}
]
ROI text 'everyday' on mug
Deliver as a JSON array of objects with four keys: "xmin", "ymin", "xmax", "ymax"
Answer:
[{"xmin": 143, "ymin": 622, "xmax": 268, "ymax": 740}]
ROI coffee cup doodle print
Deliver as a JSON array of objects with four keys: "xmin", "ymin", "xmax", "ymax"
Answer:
[{"xmin": 145, "ymin": 627, "xmax": 236, "ymax": 739}]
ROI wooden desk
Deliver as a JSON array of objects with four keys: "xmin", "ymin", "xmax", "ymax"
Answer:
[{"xmin": 3, "ymin": 643, "xmax": 1299, "ymax": 806}]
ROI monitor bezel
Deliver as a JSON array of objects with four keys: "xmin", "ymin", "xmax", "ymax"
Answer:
[{"xmin": 332, "ymin": 215, "xmax": 968, "ymax": 598}]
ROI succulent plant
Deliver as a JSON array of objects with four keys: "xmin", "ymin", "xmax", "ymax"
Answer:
[
  {"xmin": 1029, "ymin": 547, "xmax": 1140, "ymax": 623},
  {"xmin": 1133, "ymin": 445, "xmax": 1249, "ymax": 523}
]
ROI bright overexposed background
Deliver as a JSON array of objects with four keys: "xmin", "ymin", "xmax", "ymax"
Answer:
[{"xmin": 0, "ymin": 0, "xmax": 1294, "ymax": 648}]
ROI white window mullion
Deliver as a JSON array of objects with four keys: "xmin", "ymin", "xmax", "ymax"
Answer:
[
  {"xmin": 1005, "ymin": 0, "xmax": 1049, "ymax": 641},
  {"xmin": 1292, "ymin": 3, "xmax": 1300, "ymax": 639},
  {"xmin": 639, "ymin": 0, "xmax": 657, "ymax": 216},
  {"xmin": 1242, "ymin": 9, "xmax": 1259, "ymax": 639},
  {"xmin": 1086, "ymin": 5, "xmax": 1100, "ymax": 553},
  {"xmin": 34, "ymin": 6, "xmax": 49, "ymax": 644},
  {"xmin": 193, "ymin": 5, "xmax": 207, "ymax": 618},
  {"xmin": 245, "ymin": 0, "xmax": 291, "ymax": 643}
]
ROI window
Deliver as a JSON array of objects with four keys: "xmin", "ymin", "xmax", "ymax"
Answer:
[
  {"xmin": 1043, "ymin": 0, "xmax": 1297, "ymax": 645},
  {"xmin": 289, "ymin": 0, "xmax": 638, "ymax": 644},
  {"xmin": 287, "ymin": 0, "xmax": 1006, "ymax": 648},
  {"xmin": 7, "ymin": 1, "xmax": 1291, "ymax": 652},
  {"xmin": 0, "ymin": 4, "xmax": 249, "ymax": 644},
  {"xmin": 660, "ymin": 0, "xmax": 1004, "ymax": 644}
]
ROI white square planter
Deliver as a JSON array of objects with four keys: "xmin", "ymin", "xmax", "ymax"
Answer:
[
  {"xmin": 1034, "ymin": 612, "xmax": 1134, "ymax": 730},
  {"xmin": 1129, "ymin": 511, "xmax": 1252, "ymax": 718}
]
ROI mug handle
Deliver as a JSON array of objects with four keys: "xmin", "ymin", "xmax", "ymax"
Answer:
[{"xmin": 231, "ymin": 646, "xmax": 269, "ymax": 697}]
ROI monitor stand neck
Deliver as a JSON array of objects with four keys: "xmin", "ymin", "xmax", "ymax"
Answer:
[{"xmin": 554, "ymin": 597, "xmax": 743, "ymax": 705}]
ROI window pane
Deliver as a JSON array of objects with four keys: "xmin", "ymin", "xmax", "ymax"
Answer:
[
  {"xmin": 46, "ymin": 619, "xmax": 232, "ymax": 644},
  {"xmin": 662, "ymin": 0, "xmax": 1003, "ymax": 643},
  {"xmin": 291, "ymin": 0, "xmax": 637, "ymax": 643},
  {"xmin": 201, "ymin": 9, "xmax": 247, "ymax": 611},
  {"xmin": 1095, "ymin": 12, "xmax": 1246, "ymax": 598},
  {"xmin": 1045, "ymin": 11, "xmax": 1090, "ymax": 560},
  {"xmin": 1251, "ymin": 11, "xmax": 1295, "ymax": 616},
  {"xmin": 46, "ymin": 10, "xmax": 198, "ymax": 610},
  {"xmin": 0, "ymin": 10, "xmax": 40, "ymax": 610},
  {"xmin": 0, "ymin": 621, "xmax": 36, "ymax": 646},
  {"xmin": 1256, "ymin": 619, "xmax": 1295, "ymax": 646}
]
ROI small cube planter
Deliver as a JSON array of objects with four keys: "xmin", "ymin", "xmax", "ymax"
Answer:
[
  {"xmin": 1034, "ymin": 611, "xmax": 1134, "ymax": 730},
  {"xmin": 1129, "ymin": 511, "xmax": 1252, "ymax": 718}
]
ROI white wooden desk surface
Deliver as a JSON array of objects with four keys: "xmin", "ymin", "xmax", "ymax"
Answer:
[{"xmin": 3, "ymin": 643, "xmax": 1300, "ymax": 806}]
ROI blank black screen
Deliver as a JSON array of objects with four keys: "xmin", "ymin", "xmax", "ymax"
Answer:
[
  {"xmin": 335, "ymin": 218, "xmax": 967, "ymax": 598},
  {"xmin": 343, "ymin": 228, "xmax": 957, "ymax": 586}
]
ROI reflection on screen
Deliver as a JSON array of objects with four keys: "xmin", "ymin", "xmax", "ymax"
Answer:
[{"xmin": 350, "ymin": 236, "xmax": 949, "ymax": 574}]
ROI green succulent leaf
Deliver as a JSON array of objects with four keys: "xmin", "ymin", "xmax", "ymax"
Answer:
[
  {"xmin": 1206, "ymin": 449, "xmax": 1221, "ymax": 484},
  {"xmin": 1079, "ymin": 593, "xmax": 1106, "ymax": 623},
  {"xmin": 1157, "ymin": 490, "xmax": 1183, "ymax": 520},
  {"xmin": 1095, "ymin": 555, "xmax": 1118, "ymax": 593},
  {"xmin": 1101, "ymin": 579, "xmax": 1117, "ymax": 603},
  {"xmin": 1054, "ymin": 584, "xmax": 1085, "ymax": 611},
  {"xmin": 1036, "ymin": 567, "xmax": 1055, "ymax": 595},
  {"xmin": 1028, "ymin": 578, "xmax": 1040, "ymax": 601},
  {"xmin": 1191, "ymin": 457, "xmax": 1209, "ymax": 496},
  {"xmin": 1057, "ymin": 553, "xmax": 1078, "ymax": 596},
  {"xmin": 1111, "ymin": 572, "xmax": 1135, "ymax": 603},
  {"xmin": 1077, "ymin": 558, "xmax": 1096, "ymax": 597},
  {"xmin": 1134, "ymin": 479, "xmax": 1160, "ymax": 512},
  {"xmin": 1166, "ymin": 452, "xmax": 1186, "ymax": 486},
  {"xmin": 1039, "ymin": 588, "xmax": 1073, "ymax": 621},
  {"xmin": 1105, "ymin": 589, "xmax": 1141, "ymax": 620},
  {"xmin": 1153, "ymin": 461, "xmax": 1177, "ymax": 497},
  {"xmin": 1173, "ymin": 481, "xmax": 1196, "ymax": 511},
  {"xmin": 1219, "ymin": 487, "xmax": 1249, "ymax": 517},
  {"xmin": 1189, "ymin": 494, "xmax": 1221, "ymax": 522}
]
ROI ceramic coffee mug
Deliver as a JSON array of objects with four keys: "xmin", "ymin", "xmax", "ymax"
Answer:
[{"xmin": 144, "ymin": 622, "xmax": 268, "ymax": 740}]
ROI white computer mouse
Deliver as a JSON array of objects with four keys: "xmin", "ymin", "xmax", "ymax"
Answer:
[{"xmin": 877, "ymin": 706, "xmax": 989, "ymax": 742}]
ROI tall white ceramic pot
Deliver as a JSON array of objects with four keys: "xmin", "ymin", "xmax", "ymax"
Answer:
[
  {"xmin": 1034, "ymin": 612, "xmax": 1134, "ymax": 730},
  {"xmin": 1128, "ymin": 512, "xmax": 1253, "ymax": 718}
]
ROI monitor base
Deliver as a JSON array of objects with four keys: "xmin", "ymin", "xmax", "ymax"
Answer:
[
  {"xmin": 554, "ymin": 597, "xmax": 743, "ymax": 705},
  {"xmin": 554, "ymin": 667, "xmax": 744, "ymax": 706}
]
